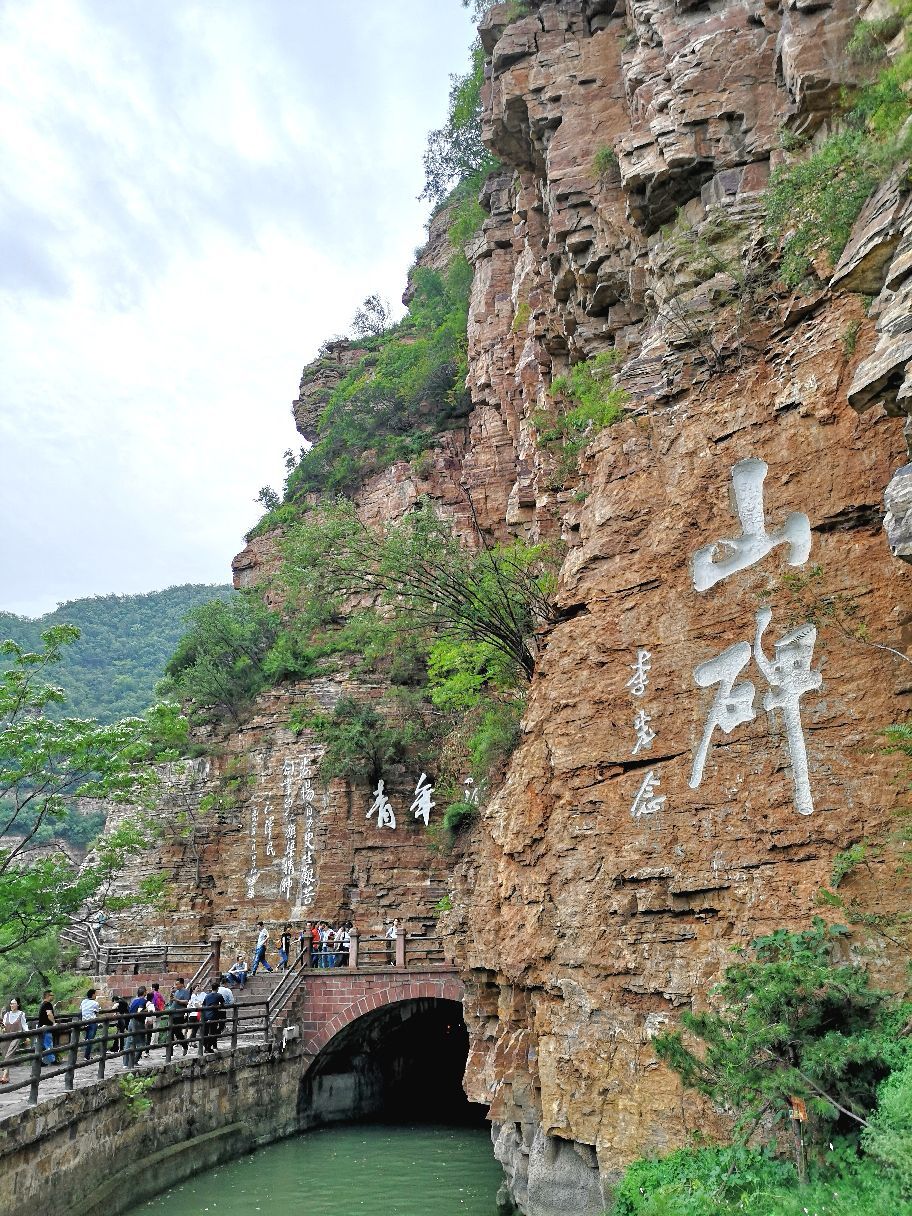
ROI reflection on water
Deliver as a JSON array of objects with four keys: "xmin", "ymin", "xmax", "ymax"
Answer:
[{"xmin": 129, "ymin": 1123, "xmax": 502, "ymax": 1216}]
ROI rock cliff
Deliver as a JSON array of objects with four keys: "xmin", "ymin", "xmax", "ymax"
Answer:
[
  {"xmin": 443, "ymin": 2, "xmax": 912, "ymax": 1212},
  {"xmin": 117, "ymin": 3, "xmax": 912, "ymax": 1212}
]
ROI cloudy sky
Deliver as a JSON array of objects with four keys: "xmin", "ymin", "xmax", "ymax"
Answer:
[{"xmin": 0, "ymin": 0, "xmax": 476, "ymax": 618}]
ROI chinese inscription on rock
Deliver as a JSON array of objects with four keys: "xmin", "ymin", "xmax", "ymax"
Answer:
[{"xmin": 689, "ymin": 458, "xmax": 821, "ymax": 815}]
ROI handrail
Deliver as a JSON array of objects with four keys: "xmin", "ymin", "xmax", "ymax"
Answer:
[
  {"xmin": 188, "ymin": 949, "xmax": 215, "ymax": 992},
  {"xmin": 265, "ymin": 943, "xmax": 310, "ymax": 1026},
  {"xmin": 0, "ymin": 999, "xmax": 271, "ymax": 1106}
]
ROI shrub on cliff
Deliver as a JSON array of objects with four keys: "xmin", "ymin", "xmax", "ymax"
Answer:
[
  {"xmin": 653, "ymin": 920, "xmax": 903, "ymax": 1154},
  {"xmin": 766, "ymin": 6, "xmax": 912, "ymax": 286},
  {"xmin": 536, "ymin": 351, "xmax": 627, "ymax": 486},
  {"xmin": 420, "ymin": 42, "xmax": 498, "ymax": 207},
  {"xmin": 282, "ymin": 256, "xmax": 473, "ymax": 500},
  {"xmin": 158, "ymin": 591, "xmax": 280, "ymax": 724}
]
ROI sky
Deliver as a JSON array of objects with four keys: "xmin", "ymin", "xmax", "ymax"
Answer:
[{"xmin": 0, "ymin": 0, "xmax": 476, "ymax": 618}]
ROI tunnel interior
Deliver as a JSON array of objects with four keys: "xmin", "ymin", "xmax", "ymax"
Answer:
[{"xmin": 297, "ymin": 998, "xmax": 487, "ymax": 1129}]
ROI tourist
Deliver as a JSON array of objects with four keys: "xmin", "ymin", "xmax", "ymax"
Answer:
[
  {"xmin": 0, "ymin": 998, "xmax": 29, "ymax": 1084},
  {"xmin": 278, "ymin": 924, "xmax": 291, "ymax": 971},
  {"xmin": 110, "ymin": 993, "xmax": 129, "ymax": 1055},
  {"xmin": 123, "ymin": 986, "xmax": 148, "ymax": 1068},
  {"xmin": 170, "ymin": 978, "xmax": 191, "ymax": 1055},
  {"xmin": 217, "ymin": 976, "xmax": 234, "ymax": 1008},
  {"xmin": 80, "ymin": 988, "xmax": 101, "ymax": 1061},
  {"xmin": 201, "ymin": 979, "xmax": 225, "ymax": 1053},
  {"xmin": 250, "ymin": 921, "xmax": 273, "ymax": 975},
  {"xmin": 142, "ymin": 990, "xmax": 157, "ymax": 1056},
  {"xmin": 385, "ymin": 920, "xmax": 397, "ymax": 966},
  {"xmin": 186, "ymin": 985, "xmax": 205, "ymax": 1046},
  {"xmin": 340, "ymin": 923, "xmax": 352, "ymax": 968},
  {"xmin": 149, "ymin": 982, "xmax": 165, "ymax": 1013},
  {"xmin": 225, "ymin": 953, "xmax": 248, "ymax": 989},
  {"xmin": 37, "ymin": 989, "xmax": 56, "ymax": 1064},
  {"xmin": 310, "ymin": 921, "xmax": 321, "ymax": 967}
]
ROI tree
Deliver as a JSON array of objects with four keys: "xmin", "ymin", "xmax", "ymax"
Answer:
[
  {"xmin": 653, "ymin": 920, "xmax": 900, "ymax": 1168},
  {"xmin": 158, "ymin": 592, "xmax": 281, "ymax": 723},
  {"xmin": 281, "ymin": 498, "xmax": 560, "ymax": 682},
  {"xmin": 350, "ymin": 294, "xmax": 392, "ymax": 339},
  {"xmin": 420, "ymin": 43, "xmax": 499, "ymax": 205},
  {"xmin": 0, "ymin": 625, "xmax": 186, "ymax": 957}
]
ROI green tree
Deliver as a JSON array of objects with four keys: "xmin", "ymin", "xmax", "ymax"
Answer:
[
  {"xmin": 653, "ymin": 920, "xmax": 900, "ymax": 1158},
  {"xmin": 0, "ymin": 625, "xmax": 186, "ymax": 957},
  {"xmin": 158, "ymin": 591, "xmax": 280, "ymax": 724},
  {"xmin": 281, "ymin": 499, "xmax": 559, "ymax": 682},
  {"xmin": 420, "ymin": 42, "xmax": 499, "ymax": 206}
]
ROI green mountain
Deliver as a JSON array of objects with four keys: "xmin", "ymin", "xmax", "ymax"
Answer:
[{"xmin": 0, "ymin": 584, "xmax": 232, "ymax": 722}]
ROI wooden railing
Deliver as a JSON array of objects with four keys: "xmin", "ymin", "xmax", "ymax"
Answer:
[{"xmin": 0, "ymin": 999, "xmax": 270, "ymax": 1107}]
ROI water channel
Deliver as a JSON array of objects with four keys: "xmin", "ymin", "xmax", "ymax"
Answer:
[{"xmin": 125, "ymin": 1123, "xmax": 503, "ymax": 1216}]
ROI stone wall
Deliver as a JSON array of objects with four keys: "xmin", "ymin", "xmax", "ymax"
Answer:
[
  {"xmin": 0, "ymin": 1041, "xmax": 306, "ymax": 1216},
  {"xmin": 108, "ymin": 690, "xmax": 453, "ymax": 951}
]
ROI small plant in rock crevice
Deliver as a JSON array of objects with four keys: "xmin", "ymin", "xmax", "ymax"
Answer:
[
  {"xmin": 535, "ymin": 350, "xmax": 627, "ymax": 487},
  {"xmin": 118, "ymin": 1072, "xmax": 155, "ymax": 1120}
]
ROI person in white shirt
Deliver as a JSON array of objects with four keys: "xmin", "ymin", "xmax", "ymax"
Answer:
[
  {"xmin": 0, "ymin": 998, "xmax": 28, "ymax": 1083},
  {"xmin": 80, "ymin": 988, "xmax": 101, "ymax": 1061},
  {"xmin": 250, "ymin": 922, "xmax": 273, "ymax": 975},
  {"xmin": 186, "ymin": 987, "xmax": 205, "ymax": 1046}
]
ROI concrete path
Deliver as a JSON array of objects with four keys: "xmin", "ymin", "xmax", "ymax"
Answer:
[{"xmin": 0, "ymin": 1030, "xmax": 267, "ymax": 1120}]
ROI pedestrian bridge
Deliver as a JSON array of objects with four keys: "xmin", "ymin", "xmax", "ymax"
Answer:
[{"xmin": 0, "ymin": 948, "xmax": 475, "ymax": 1216}]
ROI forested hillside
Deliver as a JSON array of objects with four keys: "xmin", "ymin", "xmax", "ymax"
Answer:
[{"xmin": 0, "ymin": 584, "xmax": 232, "ymax": 721}]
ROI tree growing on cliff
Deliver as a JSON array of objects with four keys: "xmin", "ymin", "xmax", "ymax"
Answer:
[
  {"xmin": 0, "ymin": 625, "xmax": 186, "ymax": 957},
  {"xmin": 420, "ymin": 42, "xmax": 498, "ymax": 206},
  {"xmin": 652, "ymin": 919, "xmax": 908, "ymax": 1174},
  {"xmin": 158, "ymin": 592, "xmax": 281, "ymax": 724}
]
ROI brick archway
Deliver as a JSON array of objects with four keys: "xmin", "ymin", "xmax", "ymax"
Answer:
[{"xmin": 296, "ymin": 971, "xmax": 464, "ymax": 1056}]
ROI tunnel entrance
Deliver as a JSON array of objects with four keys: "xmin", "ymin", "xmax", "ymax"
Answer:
[{"xmin": 298, "ymin": 998, "xmax": 486, "ymax": 1129}]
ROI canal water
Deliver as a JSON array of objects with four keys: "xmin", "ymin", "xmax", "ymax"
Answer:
[{"xmin": 127, "ymin": 1123, "xmax": 503, "ymax": 1215}]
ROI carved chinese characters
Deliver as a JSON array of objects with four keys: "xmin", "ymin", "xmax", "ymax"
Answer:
[
  {"xmin": 297, "ymin": 756, "xmax": 319, "ymax": 909},
  {"xmin": 689, "ymin": 459, "xmax": 821, "ymax": 816},
  {"xmin": 627, "ymin": 648, "xmax": 665, "ymax": 818},
  {"xmin": 690, "ymin": 457, "xmax": 812, "ymax": 592},
  {"xmin": 366, "ymin": 773, "xmax": 438, "ymax": 831}
]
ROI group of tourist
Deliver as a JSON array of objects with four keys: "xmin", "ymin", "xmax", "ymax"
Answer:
[
  {"xmin": 0, "ymin": 915, "xmax": 404, "ymax": 1085},
  {"xmin": 241, "ymin": 919, "xmax": 355, "ymax": 975},
  {"xmin": 0, "ymin": 972, "xmax": 241, "ymax": 1082}
]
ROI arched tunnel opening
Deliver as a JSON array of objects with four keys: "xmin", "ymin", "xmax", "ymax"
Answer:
[{"xmin": 297, "ymin": 998, "xmax": 487, "ymax": 1130}]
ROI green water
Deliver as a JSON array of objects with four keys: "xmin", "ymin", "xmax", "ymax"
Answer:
[{"xmin": 128, "ymin": 1124, "xmax": 503, "ymax": 1216}]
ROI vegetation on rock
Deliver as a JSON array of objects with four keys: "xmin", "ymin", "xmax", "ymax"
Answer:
[
  {"xmin": 612, "ymin": 919, "xmax": 912, "ymax": 1213},
  {"xmin": 766, "ymin": 2, "xmax": 912, "ymax": 286}
]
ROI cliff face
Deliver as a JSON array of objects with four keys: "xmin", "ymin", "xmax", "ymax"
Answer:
[
  {"xmin": 118, "ymin": 3, "xmax": 912, "ymax": 1212},
  {"xmin": 441, "ymin": 3, "xmax": 912, "ymax": 1213}
]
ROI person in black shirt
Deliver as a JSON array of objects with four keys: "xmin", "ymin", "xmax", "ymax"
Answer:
[
  {"xmin": 37, "ymin": 990, "xmax": 56, "ymax": 1064},
  {"xmin": 170, "ymin": 979, "xmax": 191, "ymax": 1055},
  {"xmin": 110, "ymin": 994, "xmax": 129, "ymax": 1055},
  {"xmin": 279, "ymin": 925, "xmax": 291, "ymax": 971},
  {"xmin": 201, "ymin": 980, "xmax": 225, "ymax": 1054}
]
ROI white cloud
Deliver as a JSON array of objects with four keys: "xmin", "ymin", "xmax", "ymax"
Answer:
[{"xmin": 0, "ymin": 0, "xmax": 476, "ymax": 616}]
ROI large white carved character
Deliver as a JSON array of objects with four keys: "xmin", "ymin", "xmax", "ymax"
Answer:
[
  {"xmin": 691, "ymin": 458, "xmax": 811, "ymax": 592},
  {"xmin": 689, "ymin": 459, "xmax": 821, "ymax": 815}
]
